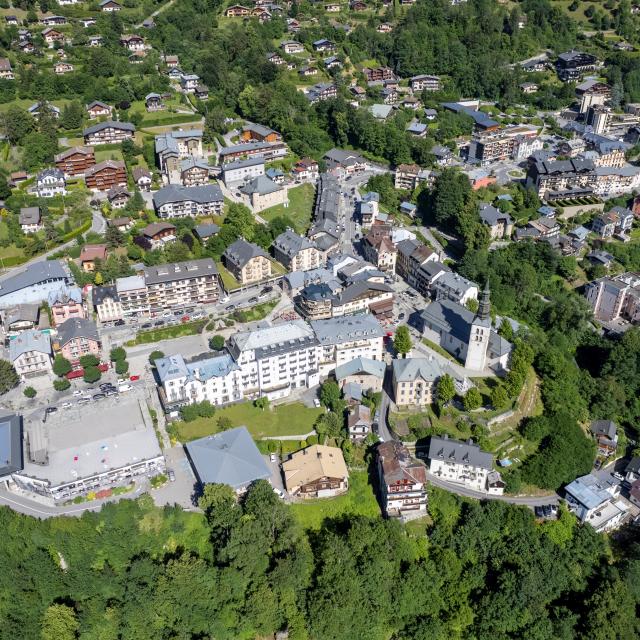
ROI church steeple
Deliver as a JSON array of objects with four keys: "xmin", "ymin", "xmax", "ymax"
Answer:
[{"xmin": 476, "ymin": 279, "xmax": 491, "ymax": 322}]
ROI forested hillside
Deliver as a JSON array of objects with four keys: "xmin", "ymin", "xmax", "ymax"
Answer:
[{"xmin": 1, "ymin": 483, "xmax": 639, "ymax": 640}]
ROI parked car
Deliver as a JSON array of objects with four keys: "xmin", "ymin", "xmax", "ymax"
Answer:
[
  {"xmin": 105, "ymin": 390, "xmax": 118, "ymax": 396},
  {"xmin": 168, "ymin": 469, "xmax": 175, "ymax": 482},
  {"xmin": 161, "ymin": 312, "xmax": 172, "ymax": 318},
  {"xmin": 114, "ymin": 319, "xmax": 125, "ymax": 326},
  {"xmin": 118, "ymin": 383, "xmax": 132, "ymax": 392},
  {"xmin": 72, "ymin": 390, "xmax": 83, "ymax": 397},
  {"xmin": 78, "ymin": 398, "xmax": 91, "ymax": 405},
  {"xmin": 61, "ymin": 402, "xmax": 73, "ymax": 409},
  {"xmin": 181, "ymin": 315, "xmax": 190, "ymax": 323},
  {"xmin": 129, "ymin": 375, "xmax": 140, "ymax": 381},
  {"xmin": 313, "ymin": 398, "xmax": 321, "ymax": 408},
  {"xmin": 92, "ymin": 393, "xmax": 105, "ymax": 400},
  {"xmin": 270, "ymin": 454, "xmax": 278, "ymax": 463},
  {"xmin": 248, "ymin": 296, "xmax": 258, "ymax": 304},
  {"xmin": 225, "ymin": 304, "xmax": 235, "ymax": 311},
  {"xmin": 173, "ymin": 310, "xmax": 182, "ymax": 316},
  {"xmin": 45, "ymin": 407, "xmax": 57, "ymax": 414},
  {"xmin": 141, "ymin": 323, "xmax": 151, "ymax": 329},
  {"xmin": 154, "ymin": 320, "xmax": 164, "ymax": 326}
]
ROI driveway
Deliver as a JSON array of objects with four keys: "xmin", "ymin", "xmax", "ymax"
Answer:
[{"xmin": 152, "ymin": 446, "xmax": 198, "ymax": 508}]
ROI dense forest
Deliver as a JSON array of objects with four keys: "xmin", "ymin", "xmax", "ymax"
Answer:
[{"xmin": 1, "ymin": 482, "xmax": 639, "ymax": 640}]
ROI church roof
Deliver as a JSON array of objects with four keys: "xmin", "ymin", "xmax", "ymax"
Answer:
[{"xmin": 420, "ymin": 300, "xmax": 511, "ymax": 357}]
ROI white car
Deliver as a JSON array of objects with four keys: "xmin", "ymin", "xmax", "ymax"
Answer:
[
  {"xmin": 273, "ymin": 488, "xmax": 285, "ymax": 499},
  {"xmin": 313, "ymin": 398, "xmax": 321, "ymax": 408},
  {"xmin": 72, "ymin": 390, "xmax": 82, "ymax": 397},
  {"xmin": 61, "ymin": 402, "xmax": 73, "ymax": 408},
  {"xmin": 118, "ymin": 383, "xmax": 132, "ymax": 392}
]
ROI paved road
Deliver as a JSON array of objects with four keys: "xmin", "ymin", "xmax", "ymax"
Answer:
[
  {"xmin": 0, "ymin": 484, "xmax": 148, "ymax": 519},
  {"xmin": 135, "ymin": 0, "xmax": 178, "ymax": 28},
  {"xmin": 425, "ymin": 474, "xmax": 559, "ymax": 506}
]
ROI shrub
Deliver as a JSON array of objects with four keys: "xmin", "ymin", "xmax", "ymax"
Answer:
[
  {"xmin": 23, "ymin": 386, "xmax": 37, "ymax": 398},
  {"xmin": 209, "ymin": 335, "xmax": 225, "ymax": 351},
  {"xmin": 53, "ymin": 378, "xmax": 71, "ymax": 391},
  {"xmin": 79, "ymin": 354, "xmax": 100, "ymax": 368},
  {"xmin": 115, "ymin": 359, "xmax": 129, "ymax": 375},
  {"xmin": 83, "ymin": 366, "xmax": 101, "ymax": 383},
  {"xmin": 149, "ymin": 350, "xmax": 164, "ymax": 365},
  {"xmin": 109, "ymin": 346, "xmax": 127, "ymax": 362},
  {"xmin": 52, "ymin": 355, "xmax": 72, "ymax": 377}
]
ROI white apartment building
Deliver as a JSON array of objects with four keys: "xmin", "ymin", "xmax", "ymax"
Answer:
[
  {"xmin": 116, "ymin": 275, "xmax": 149, "ymax": 317},
  {"xmin": 153, "ymin": 184, "xmax": 224, "ymax": 218},
  {"xmin": 36, "ymin": 168, "xmax": 67, "ymax": 197},
  {"xmin": 311, "ymin": 314, "xmax": 385, "ymax": 376},
  {"xmin": 427, "ymin": 434, "xmax": 500, "ymax": 494},
  {"xmin": 564, "ymin": 474, "xmax": 629, "ymax": 532},
  {"xmin": 156, "ymin": 314, "xmax": 385, "ymax": 410},
  {"xmin": 144, "ymin": 259, "xmax": 219, "ymax": 313},
  {"xmin": 272, "ymin": 229, "xmax": 321, "ymax": 271},
  {"xmin": 92, "ymin": 285, "xmax": 123, "ymax": 323},
  {"xmin": 9, "ymin": 330, "xmax": 53, "ymax": 379}
]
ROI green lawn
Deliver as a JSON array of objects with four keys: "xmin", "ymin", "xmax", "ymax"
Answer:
[
  {"xmin": 421, "ymin": 338, "xmax": 458, "ymax": 363},
  {"xmin": 0, "ymin": 245, "xmax": 25, "ymax": 259},
  {"xmin": 128, "ymin": 320, "xmax": 206, "ymax": 345},
  {"xmin": 291, "ymin": 471, "xmax": 381, "ymax": 530},
  {"xmin": 260, "ymin": 183, "xmax": 315, "ymax": 234},
  {"xmin": 175, "ymin": 401, "xmax": 323, "ymax": 441},
  {"xmin": 95, "ymin": 148, "xmax": 125, "ymax": 163},
  {"xmin": 232, "ymin": 299, "xmax": 279, "ymax": 323},
  {"xmin": 216, "ymin": 262, "xmax": 241, "ymax": 290}
]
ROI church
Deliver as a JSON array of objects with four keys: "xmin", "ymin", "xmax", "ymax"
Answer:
[{"xmin": 418, "ymin": 283, "xmax": 512, "ymax": 372}]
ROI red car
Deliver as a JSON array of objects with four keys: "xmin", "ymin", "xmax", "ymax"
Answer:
[
  {"xmin": 181, "ymin": 315, "xmax": 190, "ymax": 323},
  {"xmin": 129, "ymin": 375, "xmax": 140, "ymax": 381}
]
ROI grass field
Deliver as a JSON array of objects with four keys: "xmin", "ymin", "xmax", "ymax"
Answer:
[
  {"xmin": 128, "ymin": 320, "xmax": 206, "ymax": 345},
  {"xmin": 260, "ymin": 183, "xmax": 315, "ymax": 234},
  {"xmin": 216, "ymin": 262, "xmax": 241, "ymax": 290},
  {"xmin": 232, "ymin": 299, "xmax": 279, "ymax": 323},
  {"xmin": 291, "ymin": 471, "xmax": 381, "ymax": 529},
  {"xmin": 421, "ymin": 337, "xmax": 458, "ymax": 363},
  {"xmin": 175, "ymin": 401, "xmax": 323, "ymax": 441}
]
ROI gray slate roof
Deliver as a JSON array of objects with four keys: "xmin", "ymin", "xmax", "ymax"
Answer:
[
  {"xmin": 9, "ymin": 330, "xmax": 51, "ymax": 360},
  {"xmin": 428, "ymin": 435, "xmax": 493, "ymax": 470},
  {"xmin": 0, "ymin": 413, "xmax": 22, "ymax": 477},
  {"xmin": 311, "ymin": 314, "xmax": 383, "ymax": 345},
  {"xmin": 479, "ymin": 202, "xmax": 512, "ymax": 226},
  {"xmin": 92, "ymin": 284, "xmax": 119, "ymax": 306},
  {"xmin": 224, "ymin": 238, "xmax": 268, "ymax": 269},
  {"xmin": 590, "ymin": 419, "xmax": 617, "ymax": 439},
  {"xmin": 392, "ymin": 357, "xmax": 442, "ymax": 383},
  {"xmin": 19, "ymin": 207, "xmax": 41, "ymax": 225},
  {"xmin": 153, "ymin": 184, "xmax": 223, "ymax": 208},
  {"xmin": 273, "ymin": 229, "xmax": 315, "ymax": 256},
  {"xmin": 185, "ymin": 426, "xmax": 271, "ymax": 489},
  {"xmin": 240, "ymin": 175, "xmax": 282, "ymax": 195},
  {"xmin": 144, "ymin": 259, "xmax": 218, "ymax": 285},
  {"xmin": 0, "ymin": 260, "xmax": 68, "ymax": 299},
  {"xmin": 3, "ymin": 303, "xmax": 40, "ymax": 327},
  {"xmin": 420, "ymin": 300, "xmax": 511, "ymax": 357},
  {"xmin": 335, "ymin": 356, "xmax": 385, "ymax": 381},
  {"xmin": 194, "ymin": 223, "xmax": 220, "ymax": 240},
  {"xmin": 56, "ymin": 317, "xmax": 99, "ymax": 347},
  {"xmin": 83, "ymin": 120, "xmax": 135, "ymax": 136}
]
